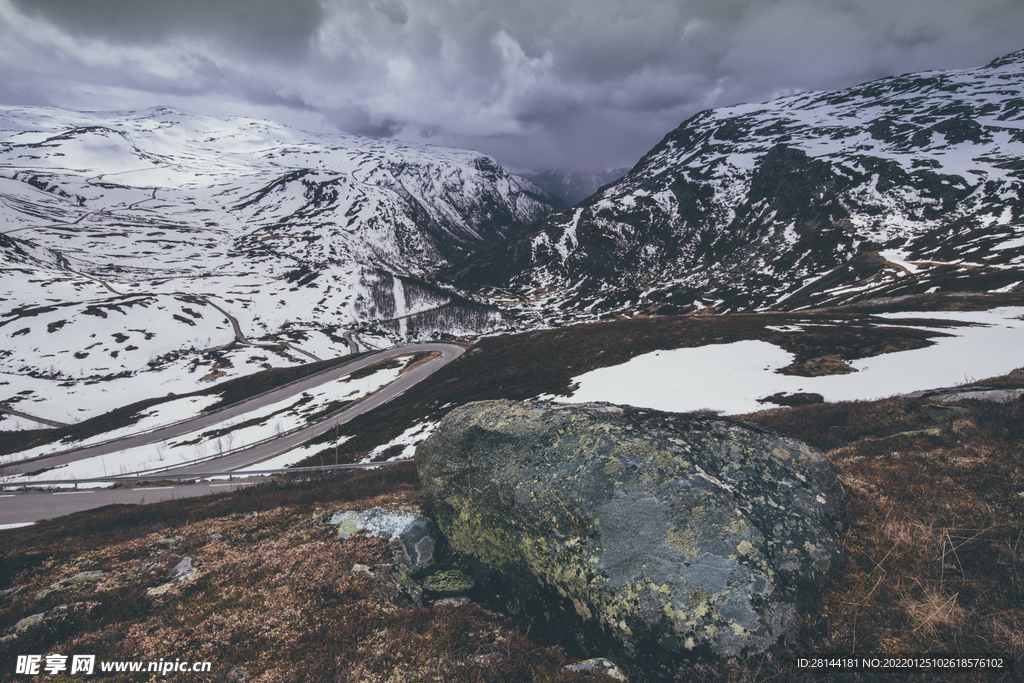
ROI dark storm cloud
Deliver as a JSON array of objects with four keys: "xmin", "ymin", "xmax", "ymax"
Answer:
[
  {"xmin": 8, "ymin": 0, "xmax": 324, "ymax": 61},
  {"xmin": 1, "ymin": 0, "xmax": 1022, "ymax": 173}
]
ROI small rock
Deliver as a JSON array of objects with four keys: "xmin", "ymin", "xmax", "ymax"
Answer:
[
  {"xmin": 0, "ymin": 586, "xmax": 28, "ymax": 600},
  {"xmin": 169, "ymin": 557, "xmax": 197, "ymax": 582},
  {"xmin": 421, "ymin": 569, "xmax": 475, "ymax": 597},
  {"xmin": 151, "ymin": 537, "xmax": 181, "ymax": 551},
  {"xmin": 0, "ymin": 602, "xmax": 97, "ymax": 644},
  {"xmin": 563, "ymin": 658, "xmax": 628, "ymax": 681},
  {"xmin": 208, "ymin": 532, "xmax": 226, "ymax": 542},
  {"xmin": 145, "ymin": 557, "xmax": 198, "ymax": 600},
  {"xmin": 35, "ymin": 571, "xmax": 107, "ymax": 601},
  {"xmin": 330, "ymin": 508, "xmax": 440, "ymax": 573},
  {"xmin": 432, "ymin": 596, "xmax": 471, "ymax": 607}
]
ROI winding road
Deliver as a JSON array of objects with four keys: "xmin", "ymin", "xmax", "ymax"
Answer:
[{"xmin": 0, "ymin": 341, "xmax": 465, "ymax": 525}]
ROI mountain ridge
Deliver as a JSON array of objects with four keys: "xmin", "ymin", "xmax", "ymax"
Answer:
[{"xmin": 448, "ymin": 48, "xmax": 1024, "ymax": 324}]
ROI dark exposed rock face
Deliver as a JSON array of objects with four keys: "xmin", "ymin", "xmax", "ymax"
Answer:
[{"xmin": 416, "ymin": 400, "xmax": 847, "ymax": 671}]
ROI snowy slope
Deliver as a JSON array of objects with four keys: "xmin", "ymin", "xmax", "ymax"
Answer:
[
  {"xmin": 452, "ymin": 49, "xmax": 1024, "ymax": 324},
  {"xmin": 0, "ymin": 106, "xmax": 558, "ymax": 424}
]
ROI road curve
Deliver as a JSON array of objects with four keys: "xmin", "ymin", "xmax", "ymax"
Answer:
[{"xmin": 5, "ymin": 342, "xmax": 464, "ymax": 477}]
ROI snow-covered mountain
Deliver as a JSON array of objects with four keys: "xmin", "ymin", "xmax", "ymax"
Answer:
[
  {"xmin": 0, "ymin": 106, "xmax": 558, "ymax": 424},
  {"xmin": 451, "ymin": 50, "xmax": 1024, "ymax": 324}
]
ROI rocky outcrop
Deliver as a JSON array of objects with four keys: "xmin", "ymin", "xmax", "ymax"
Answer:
[
  {"xmin": 330, "ymin": 507, "xmax": 440, "ymax": 574},
  {"xmin": 416, "ymin": 400, "xmax": 847, "ymax": 671}
]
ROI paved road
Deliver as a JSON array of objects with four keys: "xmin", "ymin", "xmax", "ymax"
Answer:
[
  {"xmin": 1, "ymin": 342, "xmax": 462, "ymax": 524},
  {"xmin": 0, "ymin": 480, "xmax": 256, "ymax": 527},
  {"xmin": 162, "ymin": 343, "xmax": 460, "ymax": 475},
  {"xmin": 6, "ymin": 342, "xmax": 462, "ymax": 477},
  {"xmin": 0, "ymin": 405, "xmax": 69, "ymax": 428}
]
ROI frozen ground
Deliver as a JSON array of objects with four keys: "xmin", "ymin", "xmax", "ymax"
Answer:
[{"xmin": 551, "ymin": 307, "xmax": 1024, "ymax": 415}]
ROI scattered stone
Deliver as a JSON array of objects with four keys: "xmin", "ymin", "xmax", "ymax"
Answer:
[
  {"xmin": 0, "ymin": 585, "xmax": 28, "ymax": 600},
  {"xmin": 563, "ymin": 658, "xmax": 629, "ymax": 681},
  {"xmin": 0, "ymin": 602, "xmax": 97, "ymax": 644},
  {"xmin": 421, "ymin": 569, "xmax": 475, "ymax": 597},
  {"xmin": 909, "ymin": 386, "xmax": 1023, "ymax": 404},
  {"xmin": 208, "ymin": 532, "xmax": 226, "ymax": 543},
  {"xmin": 433, "ymin": 596, "xmax": 471, "ymax": 607},
  {"xmin": 145, "ymin": 557, "xmax": 198, "ymax": 600},
  {"xmin": 226, "ymin": 668, "xmax": 250, "ymax": 683},
  {"xmin": 35, "ymin": 571, "xmax": 107, "ymax": 601},
  {"xmin": 151, "ymin": 537, "xmax": 181, "ymax": 551},
  {"xmin": 417, "ymin": 400, "xmax": 847, "ymax": 669},
  {"xmin": 330, "ymin": 507, "xmax": 439, "ymax": 573}
]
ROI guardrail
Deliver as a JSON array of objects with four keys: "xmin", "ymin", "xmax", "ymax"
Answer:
[
  {"xmin": 0, "ymin": 460, "xmax": 410, "ymax": 490},
  {"xmin": 10, "ymin": 350, "xmax": 378, "ymax": 464}
]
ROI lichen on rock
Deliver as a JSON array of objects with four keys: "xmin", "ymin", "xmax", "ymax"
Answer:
[{"xmin": 415, "ymin": 399, "xmax": 847, "ymax": 668}]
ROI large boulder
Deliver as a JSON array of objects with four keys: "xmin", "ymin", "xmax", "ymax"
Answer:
[{"xmin": 416, "ymin": 400, "xmax": 847, "ymax": 670}]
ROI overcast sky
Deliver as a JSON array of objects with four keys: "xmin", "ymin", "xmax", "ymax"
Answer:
[{"xmin": 1, "ymin": 0, "xmax": 1022, "ymax": 174}]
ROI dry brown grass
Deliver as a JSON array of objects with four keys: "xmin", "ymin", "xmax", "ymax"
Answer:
[
  {"xmin": 0, "ymin": 472, "xmax": 616, "ymax": 683},
  {"xmin": 736, "ymin": 390, "xmax": 1024, "ymax": 682}
]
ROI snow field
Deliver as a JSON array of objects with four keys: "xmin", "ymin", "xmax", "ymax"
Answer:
[{"xmin": 553, "ymin": 307, "xmax": 1024, "ymax": 415}]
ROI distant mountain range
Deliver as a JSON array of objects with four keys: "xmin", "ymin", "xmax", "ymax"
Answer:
[
  {"xmin": 4, "ymin": 49, "xmax": 1024, "ymax": 422},
  {"xmin": 449, "ymin": 49, "xmax": 1024, "ymax": 325}
]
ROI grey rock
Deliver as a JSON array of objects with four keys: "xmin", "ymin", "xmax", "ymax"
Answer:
[
  {"xmin": 145, "ymin": 557, "xmax": 198, "ymax": 600},
  {"xmin": 35, "ymin": 571, "xmax": 107, "ymax": 601},
  {"xmin": 421, "ymin": 569, "xmax": 475, "ymax": 597},
  {"xmin": 169, "ymin": 557, "xmax": 197, "ymax": 582},
  {"xmin": 0, "ymin": 585, "xmax": 28, "ymax": 600},
  {"xmin": 349, "ymin": 563, "xmax": 424, "ymax": 607},
  {"xmin": 416, "ymin": 400, "xmax": 847, "ymax": 668},
  {"xmin": 151, "ymin": 537, "xmax": 181, "ymax": 551},
  {"xmin": 563, "ymin": 658, "xmax": 628, "ymax": 681},
  {"xmin": 910, "ymin": 387, "xmax": 1023, "ymax": 404},
  {"xmin": 331, "ymin": 507, "xmax": 439, "ymax": 573},
  {"xmin": 433, "ymin": 596, "xmax": 472, "ymax": 607},
  {"xmin": 0, "ymin": 602, "xmax": 96, "ymax": 644}
]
